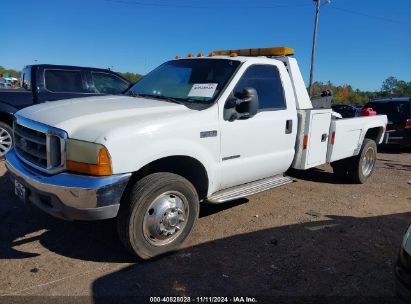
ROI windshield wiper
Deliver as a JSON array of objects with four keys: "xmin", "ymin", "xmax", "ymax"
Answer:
[
  {"xmin": 129, "ymin": 91, "xmax": 141, "ymax": 97},
  {"xmin": 129, "ymin": 92, "xmax": 188, "ymax": 105},
  {"xmin": 134, "ymin": 94, "xmax": 184, "ymax": 105},
  {"xmin": 152, "ymin": 95, "xmax": 185, "ymax": 105}
]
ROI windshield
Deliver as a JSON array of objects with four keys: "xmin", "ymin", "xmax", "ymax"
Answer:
[
  {"xmin": 365, "ymin": 101, "xmax": 410, "ymax": 120},
  {"xmin": 126, "ymin": 59, "xmax": 241, "ymax": 104}
]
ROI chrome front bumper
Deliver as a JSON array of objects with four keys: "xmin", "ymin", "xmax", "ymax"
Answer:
[{"xmin": 5, "ymin": 149, "xmax": 131, "ymax": 221}]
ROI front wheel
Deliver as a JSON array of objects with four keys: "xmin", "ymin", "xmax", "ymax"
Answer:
[
  {"xmin": 117, "ymin": 172, "xmax": 199, "ymax": 259},
  {"xmin": 0, "ymin": 122, "xmax": 13, "ymax": 159}
]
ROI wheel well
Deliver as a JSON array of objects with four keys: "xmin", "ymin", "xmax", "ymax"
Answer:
[
  {"xmin": 0, "ymin": 112, "xmax": 13, "ymax": 127},
  {"xmin": 364, "ymin": 127, "xmax": 383, "ymax": 142},
  {"xmin": 129, "ymin": 156, "xmax": 209, "ymax": 201}
]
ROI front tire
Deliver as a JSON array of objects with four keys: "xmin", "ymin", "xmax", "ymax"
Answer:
[
  {"xmin": 0, "ymin": 122, "xmax": 13, "ymax": 159},
  {"xmin": 117, "ymin": 172, "xmax": 199, "ymax": 259}
]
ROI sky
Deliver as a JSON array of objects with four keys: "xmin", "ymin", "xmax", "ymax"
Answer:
[{"xmin": 1, "ymin": 0, "xmax": 410, "ymax": 91}]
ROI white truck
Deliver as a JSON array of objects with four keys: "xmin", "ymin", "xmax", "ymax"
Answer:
[{"xmin": 5, "ymin": 47, "xmax": 387, "ymax": 259}]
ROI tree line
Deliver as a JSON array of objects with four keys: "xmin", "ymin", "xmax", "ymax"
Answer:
[
  {"xmin": 311, "ymin": 77, "xmax": 411, "ymax": 105},
  {"xmin": 0, "ymin": 66, "xmax": 20, "ymax": 78}
]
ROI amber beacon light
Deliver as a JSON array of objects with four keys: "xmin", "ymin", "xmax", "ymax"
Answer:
[{"xmin": 213, "ymin": 46, "xmax": 295, "ymax": 57}]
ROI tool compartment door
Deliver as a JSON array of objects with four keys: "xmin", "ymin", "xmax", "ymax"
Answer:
[
  {"xmin": 292, "ymin": 109, "xmax": 332, "ymax": 170},
  {"xmin": 307, "ymin": 111, "xmax": 332, "ymax": 166}
]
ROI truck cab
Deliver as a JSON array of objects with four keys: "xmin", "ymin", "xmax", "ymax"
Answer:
[{"xmin": 5, "ymin": 47, "xmax": 387, "ymax": 259}]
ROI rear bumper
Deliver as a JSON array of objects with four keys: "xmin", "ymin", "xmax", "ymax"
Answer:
[
  {"xmin": 383, "ymin": 132, "xmax": 411, "ymax": 145},
  {"xmin": 5, "ymin": 149, "xmax": 131, "ymax": 221}
]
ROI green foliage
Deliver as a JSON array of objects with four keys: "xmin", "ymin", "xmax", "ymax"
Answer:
[
  {"xmin": 380, "ymin": 76, "xmax": 411, "ymax": 97},
  {"xmin": 312, "ymin": 77, "xmax": 411, "ymax": 105},
  {"xmin": 116, "ymin": 72, "xmax": 143, "ymax": 83},
  {"xmin": 0, "ymin": 66, "xmax": 20, "ymax": 78}
]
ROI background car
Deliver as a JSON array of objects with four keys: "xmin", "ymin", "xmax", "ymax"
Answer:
[
  {"xmin": 0, "ymin": 64, "xmax": 132, "ymax": 157},
  {"xmin": 331, "ymin": 104, "xmax": 361, "ymax": 118},
  {"xmin": 364, "ymin": 98, "xmax": 411, "ymax": 145}
]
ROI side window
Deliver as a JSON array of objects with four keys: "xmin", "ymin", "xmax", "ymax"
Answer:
[
  {"xmin": 233, "ymin": 65, "xmax": 286, "ymax": 110},
  {"xmin": 91, "ymin": 72, "xmax": 129, "ymax": 94},
  {"xmin": 45, "ymin": 70, "xmax": 86, "ymax": 93},
  {"xmin": 21, "ymin": 67, "xmax": 31, "ymax": 90}
]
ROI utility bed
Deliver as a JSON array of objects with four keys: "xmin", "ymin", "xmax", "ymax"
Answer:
[{"xmin": 292, "ymin": 108, "xmax": 386, "ymax": 170}]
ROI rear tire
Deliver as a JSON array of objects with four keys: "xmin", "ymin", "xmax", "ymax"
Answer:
[
  {"xmin": 332, "ymin": 139, "xmax": 377, "ymax": 184},
  {"xmin": 117, "ymin": 172, "xmax": 199, "ymax": 259},
  {"xmin": 331, "ymin": 138, "xmax": 377, "ymax": 184},
  {"xmin": 347, "ymin": 139, "xmax": 377, "ymax": 184},
  {"xmin": 0, "ymin": 122, "xmax": 13, "ymax": 159}
]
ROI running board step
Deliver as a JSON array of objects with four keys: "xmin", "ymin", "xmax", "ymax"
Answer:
[{"xmin": 207, "ymin": 175, "xmax": 294, "ymax": 204}]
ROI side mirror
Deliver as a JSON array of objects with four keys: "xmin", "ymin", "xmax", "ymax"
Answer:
[{"xmin": 224, "ymin": 87, "xmax": 259, "ymax": 122}]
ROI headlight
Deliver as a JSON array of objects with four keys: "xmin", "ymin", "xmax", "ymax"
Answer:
[{"xmin": 66, "ymin": 139, "xmax": 112, "ymax": 176}]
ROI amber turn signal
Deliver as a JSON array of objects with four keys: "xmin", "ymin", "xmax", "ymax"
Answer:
[{"xmin": 67, "ymin": 147, "xmax": 112, "ymax": 176}]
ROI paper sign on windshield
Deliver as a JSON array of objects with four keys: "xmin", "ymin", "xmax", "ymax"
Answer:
[{"xmin": 188, "ymin": 83, "xmax": 218, "ymax": 98}]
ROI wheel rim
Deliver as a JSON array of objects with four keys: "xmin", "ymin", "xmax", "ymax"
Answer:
[
  {"xmin": 0, "ymin": 126, "xmax": 12, "ymax": 157},
  {"xmin": 142, "ymin": 191, "xmax": 189, "ymax": 247},
  {"xmin": 361, "ymin": 147, "xmax": 376, "ymax": 177}
]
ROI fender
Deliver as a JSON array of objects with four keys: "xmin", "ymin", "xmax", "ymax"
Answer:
[
  {"xmin": 358, "ymin": 115, "xmax": 387, "ymax": 146},
  {"xmin": 106, "ymin": 137, "xmax": 221, "ymax": 196},
  {"xmin": 0, "ymin": 101, "xmax": 18, "ymax": 115},
  {"xmin": 0, "ymin": 102, "xmax": 18, "ymax": 125}
]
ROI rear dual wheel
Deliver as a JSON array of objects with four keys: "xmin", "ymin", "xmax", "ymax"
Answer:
[
  {"xmin": 331, "ymin": 139, "xmax": 377, "ymax": 184},
  {"xmin": 117, "ymin": 172, "xmax": 199, "ymax": 259}
]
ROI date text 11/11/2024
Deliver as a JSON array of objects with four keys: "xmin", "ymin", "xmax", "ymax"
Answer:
[{"xmin": 149, "ymin": 296, "xmax": 258, "ymax": 303}]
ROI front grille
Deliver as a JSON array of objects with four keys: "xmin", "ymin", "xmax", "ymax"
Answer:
[
  {"xmin": 15, "ymin": 123, "xmax": 48, "ymax": 168},
  {"xmin": 14, "ymin": 116, "xmax": 66, "ymax": 174}
]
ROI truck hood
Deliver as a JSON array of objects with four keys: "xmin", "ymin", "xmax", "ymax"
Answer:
[{"xmin": 16, "ymin": 95, "xmax": 191, "ymax": 141}]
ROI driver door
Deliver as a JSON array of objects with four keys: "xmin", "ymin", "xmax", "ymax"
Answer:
[{"xmin": 219, "ymin": 63, "xmax": 297, "ymax": 189}]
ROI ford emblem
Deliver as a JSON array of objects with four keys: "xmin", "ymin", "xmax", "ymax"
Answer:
[{"xmin": 20, "ymin": 138, "xmax": 28, "ymax": 150}]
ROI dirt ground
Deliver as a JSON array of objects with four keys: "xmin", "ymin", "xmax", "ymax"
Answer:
[{"xmin": 0, "ymin": 147, "xmax": 410, "ymax": 302}]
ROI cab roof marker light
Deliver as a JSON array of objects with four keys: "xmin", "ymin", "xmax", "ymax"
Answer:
[
  {"xmin": 187, "ymin": 53, "xmax": 194, "ymax": 58},
  {"xmin": 197, "ymin": 52, "xmax": 204, "ymax": 57},
  {"xmin": 230, "ymin": 52, "xmax": 238, "ymax": 57},
  {"xmin": 208, "ymin": 52, "xmax": 216, "ymax": 57},
  {"xmin": 213, "ymin": 46, "xmax": 295, "ymax": 57},
  {"xmin": 175, "ymin": 55, "xmax": 181, "ymax": 59}
]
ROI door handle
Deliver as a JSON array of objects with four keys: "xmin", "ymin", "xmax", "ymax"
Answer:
[
  {"xmin": 285, "ymin": 120, "xmax": 293, "ymax": 134},
  {"xmin": 321, "ymin": 133, "xmax": 328, "ymax": 142}
]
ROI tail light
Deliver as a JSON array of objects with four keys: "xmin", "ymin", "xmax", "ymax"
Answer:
[
  {"xmin": 330, "ymin": 131, "xmax": 336, "ymax": 144},
  {"xmin": 406, "ymin": 119, "xmax": 411, "ymax": 128},
  {"xmin": 303, "ymin": 134, "xmax": 308, "ymax": 150}
]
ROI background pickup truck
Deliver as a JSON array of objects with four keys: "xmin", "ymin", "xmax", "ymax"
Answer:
[
  {"xmin": 364, "ymin": 97, "xmax": 411, "ymax": 146},
  {"xmin": 5, "ymin": 46, "xmax": 387, "ymax": 259},
  {"xmin": 0, "ymin": 64, "xmax": 132, "ymax": 157}
]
